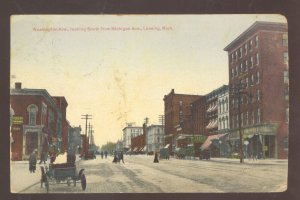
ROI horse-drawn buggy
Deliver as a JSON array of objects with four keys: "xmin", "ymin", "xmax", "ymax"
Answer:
[{"xmin": 40, "ymin": 154, "xmax": 86, "ymax": 193}]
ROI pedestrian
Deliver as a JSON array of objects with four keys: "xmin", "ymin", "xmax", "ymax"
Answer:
[
  {"xmin": 104, "ymin": 151, "xmax": 108, "ymax": 159},
  {"xmin": 101, "ymin": 151, "xmax": 104, "ymax": 159},
  {"xmin": 119, "ymin": 151, "xmax": 125, "ymax": 164},
  {"xmin": 39, "ymin": 151, "xmax": 47, "ymax": 164},
  {"xmin": 112, "ymin": 152, "xmax": 119, "ymax": 163},
  {"xmin": 153, "ymin": 152, "xmax": 159, "ymax": 163},
  {"xmin": 29, "ymin": 149, "xmax": 38, "ymax": 173}
]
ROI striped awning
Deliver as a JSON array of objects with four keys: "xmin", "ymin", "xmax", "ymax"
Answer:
[{"xmin": 200, "ymin": 133, "xmax": 228, "ymax": 150}]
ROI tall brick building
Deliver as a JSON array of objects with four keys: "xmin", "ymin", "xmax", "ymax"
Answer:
[
  {"xmin": 10, "ymin": 83, "xmax": 70, "ymax": 160},
  {"xmin": 224, "ymin": 21, "xmax": 288, "ymax": 159},
  {"xmin": 163, "ymin": 89, "xmax": 202, "ymax": 153}
]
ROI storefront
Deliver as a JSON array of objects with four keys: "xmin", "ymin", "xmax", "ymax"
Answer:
[{"xmin": 228, "ymin": 123, "xmax": 278, "ymax": 158}]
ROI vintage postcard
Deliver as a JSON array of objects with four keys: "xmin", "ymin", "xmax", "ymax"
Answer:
[{"xmin": 10, "ymin": 14, "xmax": 288, "ymax": 193}]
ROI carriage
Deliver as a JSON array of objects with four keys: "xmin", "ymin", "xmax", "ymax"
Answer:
[{"xmin": 40, "ymin": 154, "xmax": 86, "ymax": 192}]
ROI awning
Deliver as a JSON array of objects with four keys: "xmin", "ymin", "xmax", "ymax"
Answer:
[
  {"xmin": 206, "ymin": 121, "xmax": 213, "ymax": 129},
  {"xmin": 164, "ymin": 144, "xmax": 170, "ymax": 148},
  {"xmin": 211, "ymin": 120, "xmax": 218, "ymax": 129},
  {"xmin": 200, "ymin": 133, "xmax": 228, "ymax": 150},
  {"xmin": 177, "ymin": 135, "xmax": 186, "ymax": 140},
  {"xmin": 133, "ymin": 147, "xmax": 138, "ymax": 152}
]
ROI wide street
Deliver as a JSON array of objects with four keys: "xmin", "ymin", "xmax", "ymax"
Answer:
[{"xmin": 15, "ymin": 154, "xmax": 287, "ymax": 193}]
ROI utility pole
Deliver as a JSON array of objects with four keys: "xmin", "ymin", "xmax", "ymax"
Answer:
[
  {"xmin": 231, "ymin": 83, "xmax": 250, "ymax": 164},
  {"xmin": 159, "ymin": 115, "xmax": 165, "ymax": 148},
  {"xmin": 81, "ymin": 114, "xmax": 92, "ymax": 136}
]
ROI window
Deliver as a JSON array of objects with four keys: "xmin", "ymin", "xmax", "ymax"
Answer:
[
  {"xmin": 219, "ymin": 118, "xmax": 222, "ymax": 129},
  {"xmin": 250, "ymin": 57, "xmax": 254, "ymax": 68},
  {"xmin": 226, "ymin": 116, "xmax": 229, "ymax": 129},
  {"xmin": 285, "ymin": 88, "xmax": 289, "ymax": 101},
  {"xmin": 249, "ymin": 40, "xmax": 253, "ymax": 51},
  {"xmin": 41, "ymin": 102, "xmax": 47, "ymax": 125},
  {"xmin": 236, "ymin": 114, "xmax": 239, "ymax": 126},
  {"xmin": 246, "ymin": 77, "xmax": 248, "ymax": 88},
  {"xmin": 284, "ymin": 70, "xmax": 289, "ymax": 84},
  {"xmin": 235, "ymin": 51, "xmax": 238, "ymax": 59},
  {"xmin": 222, "ymin": 117, "xmax": 225, "ymax": 130},
  {"xmin": 251, "ymin": 74, "xmax": 254, "ymax": 86},
  {"xmin": 256, "ymin": 53, "xmax": 259, "ymax": 65},
  {"xmin": 283, "ymin": 33, "xmax": 288, "ymax": 46},
  {"xmin": 231, "ymin": 54, "xmax": 234, "ymax": 62},
  {"xmin": 240, "ymin": 63, "xmax": 243, "ymax": 73},
  {"xmin": 257, "ymin": 71, "xmax": 260, "ymax": 84},
  {"xmin": 257, "ymin": 89, "xmax": 261, "ymax": 101},
  {"xmin": 48, "ymin": 109, "xmax": 54, "ymax": 129},
  {"xmin": 255, "ymin": 35, "xmax": 259, "ymax": 47},
  {"xmin": 244, "ymin": 44, "xmax": 248, "ymax": 55},
  {"xmin": 245, "ymin": 60, "xmax": 248, "ymax": 72},
  {"xmin": 239, "ymin": 48, "xmax": 242, "ymax": 58},
  {"xmin": 245, "ymin": 112, "xmax": 248, "ymax": 126},
  {"xmin": 179, "ymin": 101, "xmax": 183, "ymax": 106},
  {"xmin": 232, "ymin": 118, "xmax": 235, "ymax": 129},
  {"xmin": 257, "ymin": 108, "xmax": 261, "ymax": 124},
  {"xmin": 27, "ymin": 105, "xmax": 38, "ymax": 126},
  {"xmin": 284, "ymin": 52, "xmax": 289, "ymax": 65},
  {"xmin": 283, "ymin": 137, "xmax": 288, "ymax": 150},
  {"xmin": 252, "ymin": 111, "xmax": 255, "ymax": 124},
  {"xmin": 225, "ymin": 98, "xmax": 228, "ymax": 111},
  {"xmin": 231, "ymin": 68, "xmax": 234, "ymax": 79},
  {"xmin": 285, "ymin": 108, "xmax": 289, "ymax": 123},
  {"xmin": 236, "ymin": 66, "xmax": 238, "ymax": 76}
]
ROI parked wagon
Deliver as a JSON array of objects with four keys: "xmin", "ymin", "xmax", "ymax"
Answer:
[{"xmin": 40, "ymin": 155, "xmax": 86, "ymax": 192}]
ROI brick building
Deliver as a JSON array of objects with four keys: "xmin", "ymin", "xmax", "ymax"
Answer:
[
  {"xmin": 10, "ymin": 82, "xmax": 69, "ymax": 160},
  {"xmin": 224, "ymin": 21, "xmax": 288, "ymax": 159},
  {"xmin": 131, "ymin": 133, "xmax": 146, "ymax": 154},
  {"xmin": 163, "ymin": 89, "xmax": 202, "ymax": 153}
]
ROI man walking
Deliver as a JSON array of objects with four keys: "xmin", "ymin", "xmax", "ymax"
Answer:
[
  {"xmin": 29, "ymin": 149, "xmax": 37, "ymax": 173},
  {"xmin": 119, "ymin": 151, "xmax": 125, "ymax": 164}
]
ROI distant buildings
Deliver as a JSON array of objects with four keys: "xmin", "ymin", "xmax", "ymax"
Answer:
[
  {"xmin": 146, "ymin": 125, "xmax": 164, "ymax": 154},
  {"xmin": 122, "ymin": 123, "xmax": 143, "ymax": 152}
]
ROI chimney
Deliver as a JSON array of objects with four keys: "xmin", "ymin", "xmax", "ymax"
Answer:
[{"xmin": 15, "ymin": 82, "xmax": 22, "ymax": 89}]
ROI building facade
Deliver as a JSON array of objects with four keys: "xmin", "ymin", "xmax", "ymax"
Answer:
[
  {"xmin": 68, "ymin": 126, "xmax": 82, "ymax": 154},
  {"xmin": 10, "ymin": 82, "xmax": 69, "ymax": 160},
  {"xmin": 146, "ymin": 125, "xmax": 164, "ymax": 154},
  {"xmin": 163, "ymin": 89, "xmax": 202, "ymax": 153},
  {"xmin": 224, "ymin": 21, "xmax": 288, "ymax": 159},
  {"xmin": 122, "ymin": 124, "xmax": 143, "ymax": 152}
]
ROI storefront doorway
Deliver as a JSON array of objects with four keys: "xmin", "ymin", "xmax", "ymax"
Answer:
[{"xmin": 25, "ymin": 132, "xmax": 38, "ymax": 155}]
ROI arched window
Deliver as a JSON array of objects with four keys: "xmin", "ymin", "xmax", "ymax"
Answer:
[{"xmin": 27, "ymin": 104, "xmax": 38, "ymax": 126}]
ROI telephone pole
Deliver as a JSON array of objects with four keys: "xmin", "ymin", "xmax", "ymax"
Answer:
[{"xmin": 81, "ymin": 114, "xmax": 92, "ymax": 136}]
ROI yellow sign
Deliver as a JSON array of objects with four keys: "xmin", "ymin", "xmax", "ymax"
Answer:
[{"xmin": 12, "ymin": 116, "xmax": 23, "ymax": 125}]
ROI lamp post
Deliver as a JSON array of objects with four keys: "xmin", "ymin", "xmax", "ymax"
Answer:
[{"xmin": 219, "ymin": 140, "xmax": 222, "ymax": 157}]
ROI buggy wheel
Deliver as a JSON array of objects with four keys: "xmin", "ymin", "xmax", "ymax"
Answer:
[{"xmin": 81, "ymin": 174, "xmax": 86, "ymax": 191}]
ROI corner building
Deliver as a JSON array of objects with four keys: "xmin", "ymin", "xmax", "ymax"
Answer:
[{"xmin": 224, "ymin": 21, "xmax": 288, "ymax": 159}]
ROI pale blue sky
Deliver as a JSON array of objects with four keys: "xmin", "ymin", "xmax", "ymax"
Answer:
[{"xmin": 11, "ymin": 15, "xmax": 286, "ymax": 146}]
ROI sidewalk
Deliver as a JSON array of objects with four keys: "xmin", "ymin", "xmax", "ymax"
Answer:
[{"xmin": 10, "ymin": 155, "xmax": 82, "ymax": 193}]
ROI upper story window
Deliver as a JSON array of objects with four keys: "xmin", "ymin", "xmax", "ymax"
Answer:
[
  {"xmin": 257, "ymin": 108, "xmax": 261, "ymax": 124},
  {"xmin": 257, "ymin": 71, "xmax": 260, "ymax": 84},
  {"xmin": 225, "ymin": 97, "xmax": 228, "ymax": 111},
  {"xmin": 256, "ymin": 53, "xmax": 260, "ymax": 65},
  {"xmin": 240, "ymin": 63, "xmax": 243, "ymax": 73},
  {"xmin": 27, "ymin": 104, "xmax": 38, "ymax": 126},
  {"xmin": 257, "ymin": 89, "xmax": 261, "ymax": 101},
  {"xmin": 231, "ymin": 53, "xmax": 234, "ymax": 63},
  {"xmin": 284, "ymin": 52, "xmax": 289, "ymax": 65},
  {"xmin": 249, "ymin": 40, "xmax": 253, "ymax": 51},
  {"xmin": 245, "ymin": 77, "xmax": 249, "ymax": 88},
  {"xmin": 48, "ymin": 109, "xmax": 54, "ymax": 129},
  {"xmin": 250, "ymin": 57, "xmax": 254, "ymax": 68},
  {"xmin": 251, "ymin": 74, "xmax": 254, "ymax": 86},
  {"xmin": 236, "ymin": 66, "xmax": 238, "ymax": 76},
  {"xmin": 255, "ymin": 35, "xmax": 259, "ymax": 47},
  {"xmin": 239, "ymin": 48, "xmax": 243, "ymax": 58},
  {"xmin": 245, "ymin": 60, "xmax": 248, "ymax": 72},
  {"xmin": 285, "ymin": 108, "xmax": 289, "ymax": 123},
  {"xmin": 41, "ymin": 102, "xmax": 47, "ymax": 125},
  {"xmin": 244, "ymin": 43, "xmax": 248, "ymax": 55},
  {"xmin": 283, "ymin": 33, "xmax": 288, "ymax": 46},
  {"xmin": 284, "ymin": 70, "xmax": 289, "ymax": 84},
  {"xmin": 231, "ymin": 68, "xmax": 234, "ymax": 79}
]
